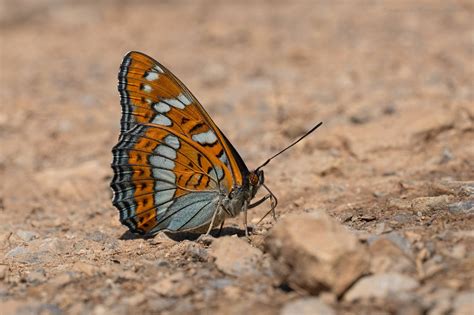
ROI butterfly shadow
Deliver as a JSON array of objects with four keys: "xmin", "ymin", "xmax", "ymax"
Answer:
[
  {"xmin": 164, "ymin": 226, "xmax": 250, "ymax": 241},
  {"xmin": 119, "ymin": 231, "xmax": 155, "ymax": 241},
  {"xmin": 119, "ymin": 226, "xmax": 250, "ymax": 242}
]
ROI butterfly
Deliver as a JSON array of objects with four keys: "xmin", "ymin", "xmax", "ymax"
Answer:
[{"xmin": 111, "ymin": 51, "xmax": 322, "ymax": 236}]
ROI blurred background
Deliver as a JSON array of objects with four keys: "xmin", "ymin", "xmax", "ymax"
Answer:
[
  {"xmin": 1, "ymin": 1, "xmax": 473, "ymax": 314},
  {"xmin": 2, "ymin": 0, "xmax": 472, "ymax": 194}
]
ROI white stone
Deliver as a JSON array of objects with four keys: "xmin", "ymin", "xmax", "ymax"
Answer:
[{"xmin": 344, "ymin": 273, "xmax": 419, "ymax": 302}]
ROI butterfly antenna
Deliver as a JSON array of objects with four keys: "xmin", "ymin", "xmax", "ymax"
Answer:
[{"xmin": 256, "ymin": 121, "xmax": 323, "ymax": 171}]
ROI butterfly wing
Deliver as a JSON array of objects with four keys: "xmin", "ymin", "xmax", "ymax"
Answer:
[
  {"xmin": 111, "ymin": 51, "xmax": 248, "ymax": 234},
  {"xmin": 112, "ymin": 124, "xmax": 226, "ymax": 234}
]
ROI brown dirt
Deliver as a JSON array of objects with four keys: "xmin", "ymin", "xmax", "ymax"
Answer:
[{"xmin": 1, "ymin": 1, "xmax": 473, "ymax": 314}]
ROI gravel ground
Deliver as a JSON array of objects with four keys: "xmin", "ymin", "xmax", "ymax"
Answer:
[{"xmin": 1, "ymin": 1, "xmax": 473, "ymax": 314}]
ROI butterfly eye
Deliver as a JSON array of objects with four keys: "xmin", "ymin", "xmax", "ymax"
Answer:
[{"xmin": 249, "ymin": 172, "xmax": 259, "ymax": 186}]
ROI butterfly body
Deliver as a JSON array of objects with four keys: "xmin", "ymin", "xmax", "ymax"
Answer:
[
  {"xmin": 111, "ymin": 51, "xmax": 267, "ymax": 235},
  {"xmin": 223, "ymin": 170, "xmax": 263, "ymax": 217}
]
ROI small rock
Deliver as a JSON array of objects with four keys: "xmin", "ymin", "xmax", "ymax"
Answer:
[
  {"xmin": 420, "ymin": 256, "xmax": 446, "ymax": 280},
  {"xmin": 210, "ymin": 236, "xmax": 263, "ymax": 277},
  {"xmin": 448, "ymin": 200, "xmax": 474, "ymax": 214},
  {"xmin": 87, "ymin": 231, "xmax": 109, "ymax": 242},
  {"xmin": 17, "ymin": 303, "xmax": 63, "ymax": 315},
  {"xmin": 147, "ymin": 232, "xmax": 176, "ymax": 246},
  {"xmin": 344, "ymin": 273, "xmax": 419, "ymax": 302},
  {"xmin": 209, "ymin": 277, "xmax": 234, "ymax": 289},
  {"xmin": 430, "ymin": 180, "xmax": 474, "ymax": 197},
  {"xmin": 222, "ymin": 285, "xmax": 241, "ymax": 299},
  {"xmin": 439, "ymin": 148, "xmax": 454, "ymax": 164},
  {"xmin": 452, "ymin": 230, "xmax": 474, "ymax": 238},
  {"xmin": 373, "ymin": 191, "xmax": 386, "ymax": 198},
  {"xmin": 349, "ymin": 109, "xmax": 372, "ymax": 124},
  {"xmin": 397, "ymin": 303, "xmax": 424, "ymax": 315},
  {"xmin": 6, "ymin": 246, "xmax": 29, "ymax": 258},
  {"xmin": 445, "ymin": 278, "xmax": 464, "ymax": 290},
  {"xmin": 186, "ymin": 243, "xmax": 209, "ymax": 261},
  {"xmin": 115, "ymin": 270, "xmax": 139, "ymax": 281},
  {"xmin": 25, "ymin": 269, "xmax": 46, "ymax": 284},
  {"xmin": 452, "ymin": 291, "xmax": 474, "ymax": 315},
  {"xmin": 16, "ymin": 230, "xmax": 38, "ymax": 242},
  {"xmin": 338, "ymin": 212, "xmax": 354, "ymax": 223},
  {"xmin": 154, "ymin": 259, "xmax": 170, "ymax": 268},
  {"xmin": 319, "ymin": 292, "xmax": 337, "ymax": 305},
  {"xmin": 265, "ymin": 211, "xmax": 370, "ymax": 296},
  {"xmin": 392, "ymin": 213, "xmax": 414, "ymax": 224},
  {"xmin": 35, "ymin": 237, "xmax": 68, "ymax": 254},
  {"xmin": 250, "ymin": 234, "xmax": 266, "ymax": 251},
  {"xmin": 382, "ymin": 103, "xmax": 397, "ymax": 115},
  {"xmin": 73, "ymin": 261, "xmax": 99, "ymax": 276},
  {"xmin": 5, "ymin": 244, "xmax": 56, "ymax": 264},
  {"xmin": 444, "ymin": 244, "xmax": 466, "ymax": 259},
  {"xmin": 281, "ymin": 297, "xmax": 335, "ymax": 315},
  {"xmin": 87, "ymin": 231, "xmax": 118, "ymax": 249},
  {"xmin": 404, "ymin": 231, "xmax": 422, "ymax": 243},
  {"xmin": 374, "ymin": 222, "xmax": 392, "ymax": 235},
  {"xmin": 424, "ymin": 287, "xmax": 456, "ymax": 315},
  {"xmin": 368, "ymin": 238, "xmax": 415, "ymax": 274},
  {"xmin": 411, "ymin": 195, "xmax": 452, "ymax": 213},
  {"xmin": 367, "ymin": 231, "xmax": 413, "ymax": 256},
  {"xmin": 92, "ymin": 305, "xmax": 108, "ymax": 315},
  {"xmin": 124, "ymin": 293, "xmax": 146, "ymax": 306},
  {"xmin": 0, "ymin": 264, "xmax": 8, "ymax": 279},
  {"xmin": 387, "ymin": 198, "xmax": 412, "ymax": 210},
  {"xmin": 358, "ymin": 214, "xmax": 376, "ymax": 221},
  {"xmin": 0, "ymin": 232, "xmax": 12, "ymax": 250},
  {"xmin": 148, "ymin": 297, "xmax": 176, "ymax": 313},
  {"xmin": 428, "ymin": 299, "xmax": 452, "ymax": 315},
  {"xmin": 197, "ymin": 234, "xmax": 215, "ymax": 245},
  {"xmin": 459, "ymin": 183, "xmax": 474, "ymax": 197},
  {"xmin": 150, "ymin": 272, "xmax": 193, "ymax": 297},
  {"xmin": 49, "ymin": 272, "xmax": 73, "ymax": 288}
]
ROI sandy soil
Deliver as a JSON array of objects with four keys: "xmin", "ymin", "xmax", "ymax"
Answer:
[{"xmin": 1, "ymin": 1, "xmax": 473, "ymax": 314}]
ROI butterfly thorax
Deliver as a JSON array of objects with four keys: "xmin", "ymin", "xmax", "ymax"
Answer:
[{"xmin": 221, "ymin": 170, "xmax": 264, "ymax": 218}]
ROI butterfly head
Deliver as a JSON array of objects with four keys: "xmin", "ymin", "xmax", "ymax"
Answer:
[{"xmin": 248, "ymin": 169, "xmax": 264, "ymax": 197}]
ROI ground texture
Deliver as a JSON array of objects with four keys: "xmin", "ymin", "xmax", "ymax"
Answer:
[{"xmin": 1, "ymin": 1, "xmax": 473, "ymax": 314}]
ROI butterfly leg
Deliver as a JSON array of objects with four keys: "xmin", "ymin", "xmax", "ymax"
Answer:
[
  {"xmin": 242, "ymin": 200, "xmax": 249, "ymax": 237},
  {"xmin": 255, "ymin": 183, "xmax": 279, "ymax": 224},
  {"xmin": 248, "ymin": 194, "xmax": 272, "ymax": 209},
  {"xmin": 206, "ymin": 200, "xmax": 222, "ymax": 235},
  {"xmin": 217, "ymin": 219, "xmax": 225, "ymax": 237}
]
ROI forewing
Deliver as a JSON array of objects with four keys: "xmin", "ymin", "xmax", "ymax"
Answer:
[{"xmin": 118, "ymin": 51, "xmax": 248, "ymax": 187}]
